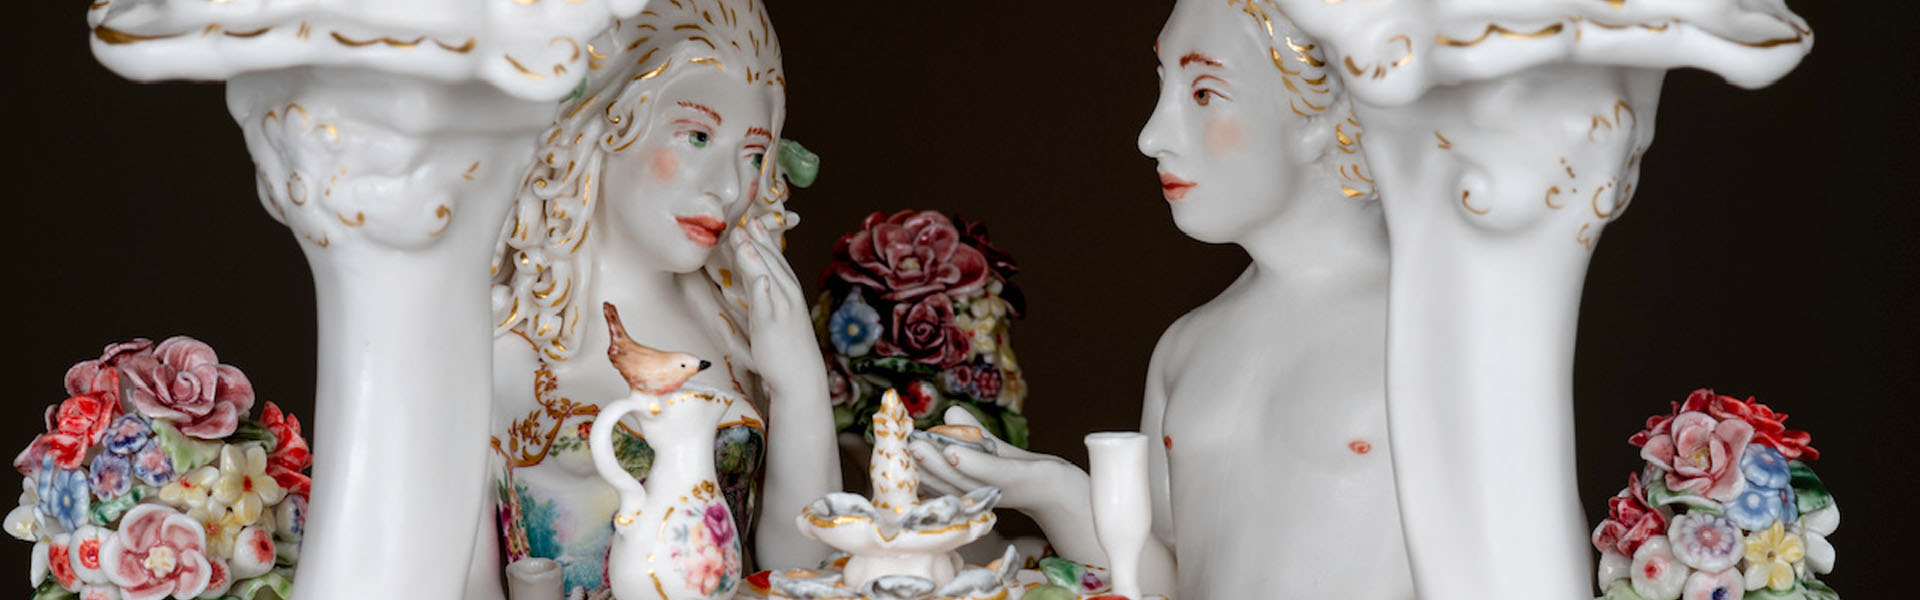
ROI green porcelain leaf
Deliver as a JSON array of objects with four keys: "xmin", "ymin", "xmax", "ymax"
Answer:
[
  {"xmin": 224, "ymin": 419, "xmax": 279, "ymax": 453},
  {"xmin": 832, "ymin": 405, "xmax": 856, "ymax": 431},
  {"xmin": 1788, "ymin": 461, "xmax": 1834, "ymax": 514},
  {"xmin": 153, "ymin": 420, "xmax": 222, "ymax": 474},
  {"xmin": 230, "ymin": 569, "xmax": 295, "ymax": 600},
  {"xmin": 1748, "ymin": 584, "xmax": 1808, "ymax": 600},
  {"xmin": 999, "ymin": 411, "xmax": 1030, "ymax": 449},
  {"xmin": 1024, "ymin": 584, "xmax": 1077, "ymax": 600},
  {"xmin": 851, "ymin": 356, "xmax": 938, "ymax": 378},
  {"xmin": 90, "ymin": 487, "xmax": 148, "ymax": 526},
  {"xmin": 1597, "ymin": 581, "xmax": 1652, "ymax": 600},
  {"xmin": 1644, "ymin": 475, "xmax": 1722, "ymax": 511},
  {"xmin": 31, "ymin": 580, "xmax": 76, "ymax": 600},
  {"xmin": 1800, "ymin": 578, "xmax": 1840, "ymax": 600},
  {"xmin": 1038, "ymin": 556, "xmax": 1085, "ymax": 589}
]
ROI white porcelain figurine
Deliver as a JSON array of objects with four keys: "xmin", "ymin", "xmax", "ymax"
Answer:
[
  {"xmin": 85, "ymin": 2, "xmax": 650, "ymax": 599},
  {"xmin": 1255, "ymin": 0, "xmax": 1811, "ymax": 597},
  {"xmin": 486, "ymin": 1, "xmax": 838, "ymax": 597},
  {"xmin": 591, "ymin": 303, "xmax": 746, "ymax": 600},
  {"xmin": 912, "ymin": 1, "xmax": 1409, "ymax": 598}
]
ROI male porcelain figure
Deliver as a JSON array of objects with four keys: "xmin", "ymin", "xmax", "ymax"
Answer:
[
  {"xmin": 484, "ymin": 1, "xmax": 838, "ymax": 596},
  {"xmin": 911, "ymin": 1, "xmax": 1412, "ymax": 598}
]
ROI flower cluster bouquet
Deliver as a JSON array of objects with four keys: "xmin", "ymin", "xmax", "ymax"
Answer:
[
  {"xmin": 813, "ymin": 210, "xmax": 1030, "ymax": 447},
  {"xmin": 9, "ymin": 338, "xmax": 311, "ymax": 600},
  {"xmin": 1593, "ymin": 389, "xmax": 1838, "ymax": 600}
]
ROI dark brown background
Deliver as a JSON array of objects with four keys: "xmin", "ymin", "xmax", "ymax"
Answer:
[{"xmin": 5, "ymin": 1, "xmax": 1915, "ymax": 595}]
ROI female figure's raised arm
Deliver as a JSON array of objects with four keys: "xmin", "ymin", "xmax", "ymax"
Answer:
[{"xmin": 730, "ymin": 215, "xmax": 841, "ymax": 568}]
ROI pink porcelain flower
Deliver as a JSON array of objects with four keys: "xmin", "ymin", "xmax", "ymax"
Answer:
[
  {"xmin": 64, "ymin": 338, "xmax": 155, "ymax": 404},
  {"xmin": 1641, "ymin": 412, "xmax": 1753, "ymax": 503},
  {"xmin": 120, "ymin": 337, "xmax": 256, "ymax": 439},
  {"xmin": 101, "ymin": 504, "xmax": 216, "ymax": 600},
  {"xmin": 1593, "ymin": 473, "xmax": 1668, "ymax": 557},
  {"xmin": 832, "ymin": 211, "xmax": 990, "ymax": 302},
  {"xmin": 15, "ymin": 393, "xmax": 118, "ymax": 474}
]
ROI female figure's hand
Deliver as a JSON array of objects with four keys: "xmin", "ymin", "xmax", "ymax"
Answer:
[
  {"xmin": 728, "ymin": 212, "xmax": 839, "ymax": 567},
  {"xmin": 729, "ymin": 213, "xmax": 822, "ymax": 397}
]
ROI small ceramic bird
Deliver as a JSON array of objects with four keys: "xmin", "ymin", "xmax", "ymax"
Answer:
[{"xmin": 603, "ymin": 302, "xmax": 710, "ymax": 395}]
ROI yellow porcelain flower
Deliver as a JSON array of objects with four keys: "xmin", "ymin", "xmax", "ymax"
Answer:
[
  {"xmin": 158, "ymin": 465, "xmax": 221, "ymax": 511},
  {"xmin": 1743, "ymin": 520, "xmax": 1804, "ymax": 591},
  {"xmin": 211, "ymin": 445, "xmax": 287, "ymax": 527}
]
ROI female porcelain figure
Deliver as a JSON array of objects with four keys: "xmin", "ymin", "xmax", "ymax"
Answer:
[
  {"xmin": 484, "ymin": 1, "xmax": 837, "ymax": 596},
  {"xmin": 912, "ymin": 1, "xmax": 1411, "ymax": 597}
]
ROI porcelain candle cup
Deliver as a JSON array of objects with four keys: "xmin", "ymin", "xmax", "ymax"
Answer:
[
  {"xmin": 1085, "ymin": 432, "xmax": 1151, "ymax": 599},
  {"xmin": 504, "ymin": 558, "xmax": 564, "ymax": 600}
]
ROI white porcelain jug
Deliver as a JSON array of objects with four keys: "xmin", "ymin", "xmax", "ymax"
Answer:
[{"xmin": 589, "ymin": 383, "xmax": 744, "ymax": 600}]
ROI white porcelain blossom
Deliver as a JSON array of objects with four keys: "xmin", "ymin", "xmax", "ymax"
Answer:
[{"xmin": 1631, "ymin": 536, "xmax": 1689, "ymax": 600}]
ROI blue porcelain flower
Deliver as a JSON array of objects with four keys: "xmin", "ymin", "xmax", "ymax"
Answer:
[
  {"xmin": 829, "ymin": 291, "xmax": 882, "ymax": 357},
  {"xmin": 89, "ymin": 453, "xmax": 133, "ymax": 499},
  {"xmin": 102, "ymin": 414, "xmax": 154, "ymax": 456},
  {"xmin": 42, "ymin": 467, "xmax": 90, "ymax": 532},
  {"xmin": 1740, "ymin": 444, "xmax": 1790, "ymax": 490},
  {"xmin": 130, "ymin": 443, "xmax": 175, "ymax": 486},
  {"xmin": 34, "ymin": 456, "xmax": 58, "ymax": 508},
  {"xmin": 1726, "ymin": 487, "xmax": 1786, "ymax": 531}
]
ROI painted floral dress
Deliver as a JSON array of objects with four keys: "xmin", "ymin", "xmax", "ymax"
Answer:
[{"xmin": 495, "ymin": 413, "xmax": 765, "ymax": 598}]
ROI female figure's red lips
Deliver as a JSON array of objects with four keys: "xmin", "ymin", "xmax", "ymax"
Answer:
[
  {"xmin": 1160, "ymin": 172, "xmax": 1196, "ymax": 202},
  {"xmin": 675, "ymin": 215, "xmax": 726, "ymax": 247}
]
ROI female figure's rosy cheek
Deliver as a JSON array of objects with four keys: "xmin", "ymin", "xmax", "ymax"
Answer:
[
  {"xmin": 1204, "ymin": 116, "xmax": 1243, "ymax": 156},
  {"xmin": 650, "ymin": 148, "xmax": 679, "ymax": 180}
]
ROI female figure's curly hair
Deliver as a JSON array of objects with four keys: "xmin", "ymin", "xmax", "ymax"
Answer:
[{"xmin": 491, "ymin": 0, "xmax": 791, "ymax": 362}]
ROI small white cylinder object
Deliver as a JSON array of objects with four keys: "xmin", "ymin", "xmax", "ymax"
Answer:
[
  {"xmin": 504, "ymin": 558, "xmax": 564, "ymax": 600},
  {"xmin": 1085, "ymin": 432, "xmax": 1151, "ymax": 599}
]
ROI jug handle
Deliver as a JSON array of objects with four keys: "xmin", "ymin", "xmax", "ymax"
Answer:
[{"xmin": 589, "ymin": 395, "xmax": 649, "ymax": 522}]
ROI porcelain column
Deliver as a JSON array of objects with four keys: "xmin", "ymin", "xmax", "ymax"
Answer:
[
  {"xmin": 1262, "ymin": 1, "xmax": 1811, "ymax": 597},
  {"xmin": 226, "ymin": 66, "xmax": 552, "ymax": 598},
  {"xmin": 86, "ymin": 1, "xmax": 649, "ymax": 596}
]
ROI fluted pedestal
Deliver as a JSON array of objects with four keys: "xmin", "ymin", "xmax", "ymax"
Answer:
[
  {"xmin": 1268, "ymin": 1, "xmax": 1812, "ymax": 597},
  {"xmin": 86, "ymin": 1, "xmax": 649, "ymax": 596}
]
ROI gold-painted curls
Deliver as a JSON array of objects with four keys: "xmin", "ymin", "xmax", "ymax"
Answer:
[
  {"xmin": 330, "ymin": 32, "xmax": 423, "ymax": 49},
  {"xmin": 505, "ymin": 55, "xmax": 546, "ymax": 80},
  {"xmin": 1460, "ymin": 190, "xmax": 1491, "ymax": 215},
  {"xmin": 93, "ymin": 27, "xmax": 184, "ymax": 45},
  {"xmin": 1437, "ymin": 23, "xmax": 1566, "ymax": 47}
]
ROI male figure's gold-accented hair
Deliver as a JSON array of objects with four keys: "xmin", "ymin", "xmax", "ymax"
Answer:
[{"xmin": 1229, "ymin": 0, "xmax": 1376, "ymax": 201}]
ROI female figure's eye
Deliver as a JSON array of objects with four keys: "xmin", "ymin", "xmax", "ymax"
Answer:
[
  {"xmin": 749, "ymin": 154, "xmax": 764, "ymax": 171},
  {"xmin": 686, "ymin": 131, "xmax": 710, "ymax": 148},
  {"xmin": 1193, "ymin": 89, "xmax": 1213, "ymax": 106}
]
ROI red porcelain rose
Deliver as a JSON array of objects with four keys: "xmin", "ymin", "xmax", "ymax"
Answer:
[
  {"xmin": 832, "ymin": 211, "xmax": 990, "ymax": 301},
  {"xmin": 53, "ymin": 393, "xmax": 116, "ymax": 446},
  {"xmin": 1640, "ymin": 412, "xmax": 1752, "ymax": 502},
  {"xmin": 1630, "ymin": 389, "xmax": 1817, "ymax": 461},
  {"xmin": 1591, "ymin": 473, "xmax": 1667, "ymax": 556},
  {"xmin": 121, "ymin": 337, "xmax": 256, "ymax": 439},
  {"xmin": 875, "ymin": 294, "xmax": 970, "ymax": 368},
  {"xmin": 261, "ymin": 402, "xmax": 313, "ymax": 499},
  {"xmin": 14, "ymin": 393, "xmax": 116, "ymax": 474},
  {"xmin": 1707, "ymin": 394, "xmax": 1817, "ymax": 460}
]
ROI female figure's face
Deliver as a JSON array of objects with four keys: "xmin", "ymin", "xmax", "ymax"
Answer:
[
  {"xmin": 1138, "ymin": 0, "xmax": 1320, "ymax": 245},
  {"xmin": 600, "ymin": 65, "xmax": 776, "ymax": 273}
]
